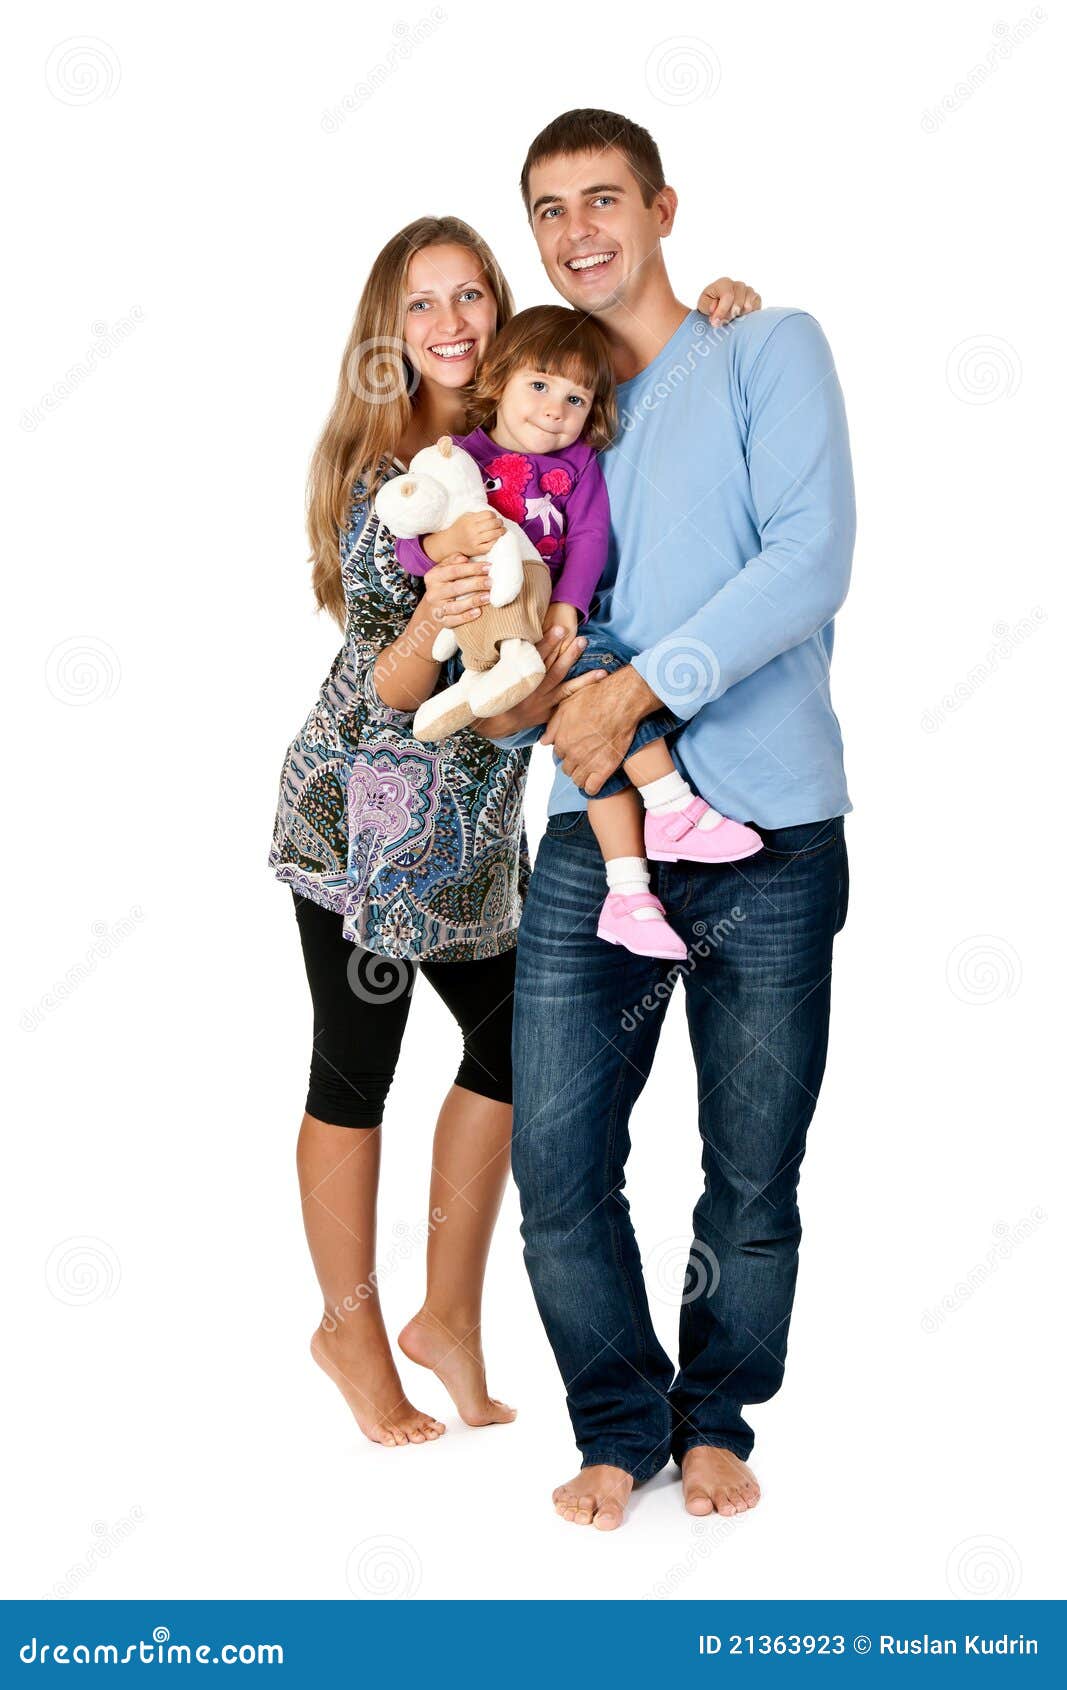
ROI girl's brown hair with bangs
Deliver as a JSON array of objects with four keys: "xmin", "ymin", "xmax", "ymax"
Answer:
[{"xmin": 465, "ymin": 306, "xmax": 617, "ymax": 452}]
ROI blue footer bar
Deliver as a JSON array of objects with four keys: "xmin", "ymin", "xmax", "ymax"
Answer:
[{"xmin": 3, "ymin": 1601, "xmax": 1064, "ymax": 1684}]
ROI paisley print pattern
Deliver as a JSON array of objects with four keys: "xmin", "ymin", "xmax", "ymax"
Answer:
[{"xmin": 269, "ymin": 472, "xmax": 532, "ymax": 961}]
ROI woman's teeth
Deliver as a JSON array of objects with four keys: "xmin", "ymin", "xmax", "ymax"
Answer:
[
  {"xmin": 429, "ymin": 340, "xmax": 474, "ymax": 359},
  {"xmin": 565, "ymin": 252, "xmax": 616, "ymax": 271}
]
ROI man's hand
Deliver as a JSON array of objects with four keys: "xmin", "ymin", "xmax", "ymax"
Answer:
[
  {"xmin": 698, "ymin": 277, "xmax": 762, "ymax": 327},
  {"xmin": 541, "ymin": 665, "xmax": 661, "ymax": 795}
]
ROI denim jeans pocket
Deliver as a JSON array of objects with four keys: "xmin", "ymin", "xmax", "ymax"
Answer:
[
  {"xmin": 757, "ymin": 817, "xmax": 843, "ymax": 860},
  {"xmin": 545, "ymin": 809, "xmax": 589, "ymax": 837},
  {"xmin": 566, "ymin": 646, "xmax": 628, "ymax": 682}
]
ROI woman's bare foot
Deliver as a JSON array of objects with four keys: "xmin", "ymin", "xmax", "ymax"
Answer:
[
  {"xmin": 398, "ymin": 1308, "xmax": 516, "ymax": 1427},
  {"xmin": 310, "ymin": 1324, "xmax": 445, "ymax": 1448},
  {"xmin": 681, "ymin": 1447, "xmax": 761, "ymax": 1516},
  {"xmin": 552, "ymin": 1465, "xmax": 633, "ymax": 1531}
]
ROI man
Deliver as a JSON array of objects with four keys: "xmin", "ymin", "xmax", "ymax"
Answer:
[{"xmin": 498, "ymin": 109, "xmax": 854, "ymax": 1530}]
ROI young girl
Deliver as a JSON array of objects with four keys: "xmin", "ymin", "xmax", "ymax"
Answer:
[{"xmin": 396, "ymin": 305, "xmax": 763, "ymax": 964}]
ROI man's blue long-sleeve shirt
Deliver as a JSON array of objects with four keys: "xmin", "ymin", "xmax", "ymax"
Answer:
[{"xmin": 496, "ymin": 307, "xmax": 855, "ymax": 828}]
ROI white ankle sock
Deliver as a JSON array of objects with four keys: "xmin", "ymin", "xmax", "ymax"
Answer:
[
  {"xmin": 637, "ymin": 770, "xmax": 724, "ymax": 831},
  {"xmin": 604, "ymin": 856, "xmax": 661, "ymax": 921}
]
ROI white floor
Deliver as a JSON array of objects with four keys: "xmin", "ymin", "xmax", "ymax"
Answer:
[{"xmin": 6, "ymin": 801, "xmax": 1061, "ymax": 1599}]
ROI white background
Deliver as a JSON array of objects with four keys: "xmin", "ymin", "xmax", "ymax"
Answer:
[{"xmin": 4, "ymin": 0, "xmax": 1063, "ymax": 1603}]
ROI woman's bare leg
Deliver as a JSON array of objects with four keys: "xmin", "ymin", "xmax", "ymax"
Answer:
[
  {"xmin": 399, "ymin": 1085, "xmax": 517, "ymax": 1426},
  {"xmin": 298, "ymin": 1112, "xmax": 445, "ymax": 1447}
]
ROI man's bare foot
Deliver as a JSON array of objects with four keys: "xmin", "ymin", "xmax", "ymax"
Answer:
[
  {"xmin": 310, "ymin": 1325, "xmax": 445, "ymax": 1448},
  {"xmin": 681, "ymin": 1446, "xmax": 761, "ymax": 1516},
  {"xmin": 398, "ymin": 1309, "xmax": 516, "ymax": 1427},
  {"xmin": 552, "ymin": 1465, "xmax": 633, "ymax": 1531}
]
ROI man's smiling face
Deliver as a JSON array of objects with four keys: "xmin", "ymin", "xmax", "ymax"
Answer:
[{"xmin": 527, "ymin": 145, "xmax": 676, "ymax": 314}]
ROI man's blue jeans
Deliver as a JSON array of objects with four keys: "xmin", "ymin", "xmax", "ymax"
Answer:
[{"xmin": 511, "ymin": 811, "xmax": 849, "ymax": 1480}]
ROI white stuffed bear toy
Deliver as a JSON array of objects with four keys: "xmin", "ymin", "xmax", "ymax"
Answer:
[{"xmin": 375, "ymin": 436, "xmax": 552, "ymax": 742}]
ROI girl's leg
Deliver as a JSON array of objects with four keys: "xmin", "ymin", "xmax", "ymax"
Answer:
[
  {"xmin": 587, "ymin": 786, "xmax": 671, "ymax": 930},
  {"xmin": 625, "ymin": 737, "xmax": 734, "ymax": 832},
  {"xmin": 622, "ymin": 736, "xmax": 676, "ymax": 787},
  {"xmin": 398, "ymin": 948, "xmax": 518, "ymax": 1426},
  {"xmin": 299, "ymin": 1115, "xmax": 445, "ymax": 1446},
  {"xmin": 586, "ymin": 787, "xmax": 647, "ymax": 861},
  {"xmin": 291, "ymin": 891, "xmax": 444, "ymax": 1447}
]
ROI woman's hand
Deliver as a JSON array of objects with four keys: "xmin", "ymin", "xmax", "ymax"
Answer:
[
  {"xmin": 420, "ymin": 553, "xmax": 492, "ymax": 630},
  {"xmin": 425, "ymin": 510, "xmax": 506, "ymax": 564},
  {"xmin": 476, "ymin": 626, "xmax": 606, "ymax": 739},
  {"xmin": 698, "ymin": 277, "xmax": 762, "ymax": 326}
]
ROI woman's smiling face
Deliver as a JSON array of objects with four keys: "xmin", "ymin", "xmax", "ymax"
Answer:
[{"xmin": 403, "ymin": 243, "xmax": 498, "ymax": 390}]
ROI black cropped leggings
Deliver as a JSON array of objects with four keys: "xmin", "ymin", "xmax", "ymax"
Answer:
[{"xmin": 292, "ymin": 891, "xmax": 516, "ymax": 1129}]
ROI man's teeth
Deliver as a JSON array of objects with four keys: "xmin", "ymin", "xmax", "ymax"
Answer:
[
  {"xmin": 566, "ymin": 252, "xmax": 615, "ymax": 271},
  {"xmin": 430, "ymin": 340, "xmax": 474, "ymax": 358}
]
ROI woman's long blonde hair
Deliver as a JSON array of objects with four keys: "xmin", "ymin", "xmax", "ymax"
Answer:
[{"xmin": 307, "ymin": 216, "xmax": 515, "ymax": 626}]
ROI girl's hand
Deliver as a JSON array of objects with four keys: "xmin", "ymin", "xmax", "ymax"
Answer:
[
  {"xmin": 450, "ymin": 509, "xmax": 507, "ymax": 557},
  {"xmin": 424, "ymin": 510, "xmax": 506, "ymax": 565},
  {"xmin": 544, "ymin": 601, "xmax": 579, "ymax": 641},
  {"xmin": 698, "ymin": 277, "xmax": 762, "ymax": 326},
  {"xmin": 420, "ymin": 553, "xmax": 492, "ymax": 629}
]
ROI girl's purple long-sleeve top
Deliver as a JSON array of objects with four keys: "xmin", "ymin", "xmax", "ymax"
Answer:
[{"xmin": 394, "ymin": 427, "xmax": 608, "ymax": 616}]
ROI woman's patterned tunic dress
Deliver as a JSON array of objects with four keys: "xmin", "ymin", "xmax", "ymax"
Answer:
[{"xmin": 269, "ymin": 474, "xmax": 532, "ymax": 963}]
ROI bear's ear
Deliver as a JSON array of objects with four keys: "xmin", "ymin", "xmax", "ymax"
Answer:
[{"xmin": 436, "ymin": 435, "xmax": 453, "ymax": 458}]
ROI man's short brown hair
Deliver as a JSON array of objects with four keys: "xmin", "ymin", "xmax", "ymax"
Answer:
[{"xmin": 520, "ymin": 109, "xmax": 665, "ymax": 215}]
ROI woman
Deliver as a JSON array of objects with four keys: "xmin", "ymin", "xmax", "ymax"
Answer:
[{"xmin": 270, "ymin": 215, "xmax": 760, "ymax": 1447}]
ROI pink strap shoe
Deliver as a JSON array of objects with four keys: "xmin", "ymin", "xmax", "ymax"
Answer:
[
  {"xmin": 646, "ymin": 798, "xmax": 763, "ymax": 864},
  {"xmin": 596, "ymin": 891, "xmax": 689, "ymax": 961}
]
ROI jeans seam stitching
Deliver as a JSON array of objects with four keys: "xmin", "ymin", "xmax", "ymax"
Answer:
[{"xmin": 601, "ymin": 1028, "xmax": 668, "ymax": 1453}]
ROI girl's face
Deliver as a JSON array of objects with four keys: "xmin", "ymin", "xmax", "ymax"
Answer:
[
  {"xmin": 491, "ymin": 367, "xmax": 596, "ymax": 454},
  {"xmin": 403, "ymin": 244, "xmax": 498, "ymax": 390}
]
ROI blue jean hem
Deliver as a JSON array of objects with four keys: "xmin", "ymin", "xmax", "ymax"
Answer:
[
  {"xmin": 580, "ymin": 1447, "xmax": 672, "ymax": 1484},
  {"xmin": 671, "ymin": 1434, "xmax": 754, "ymax": 1465}
]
